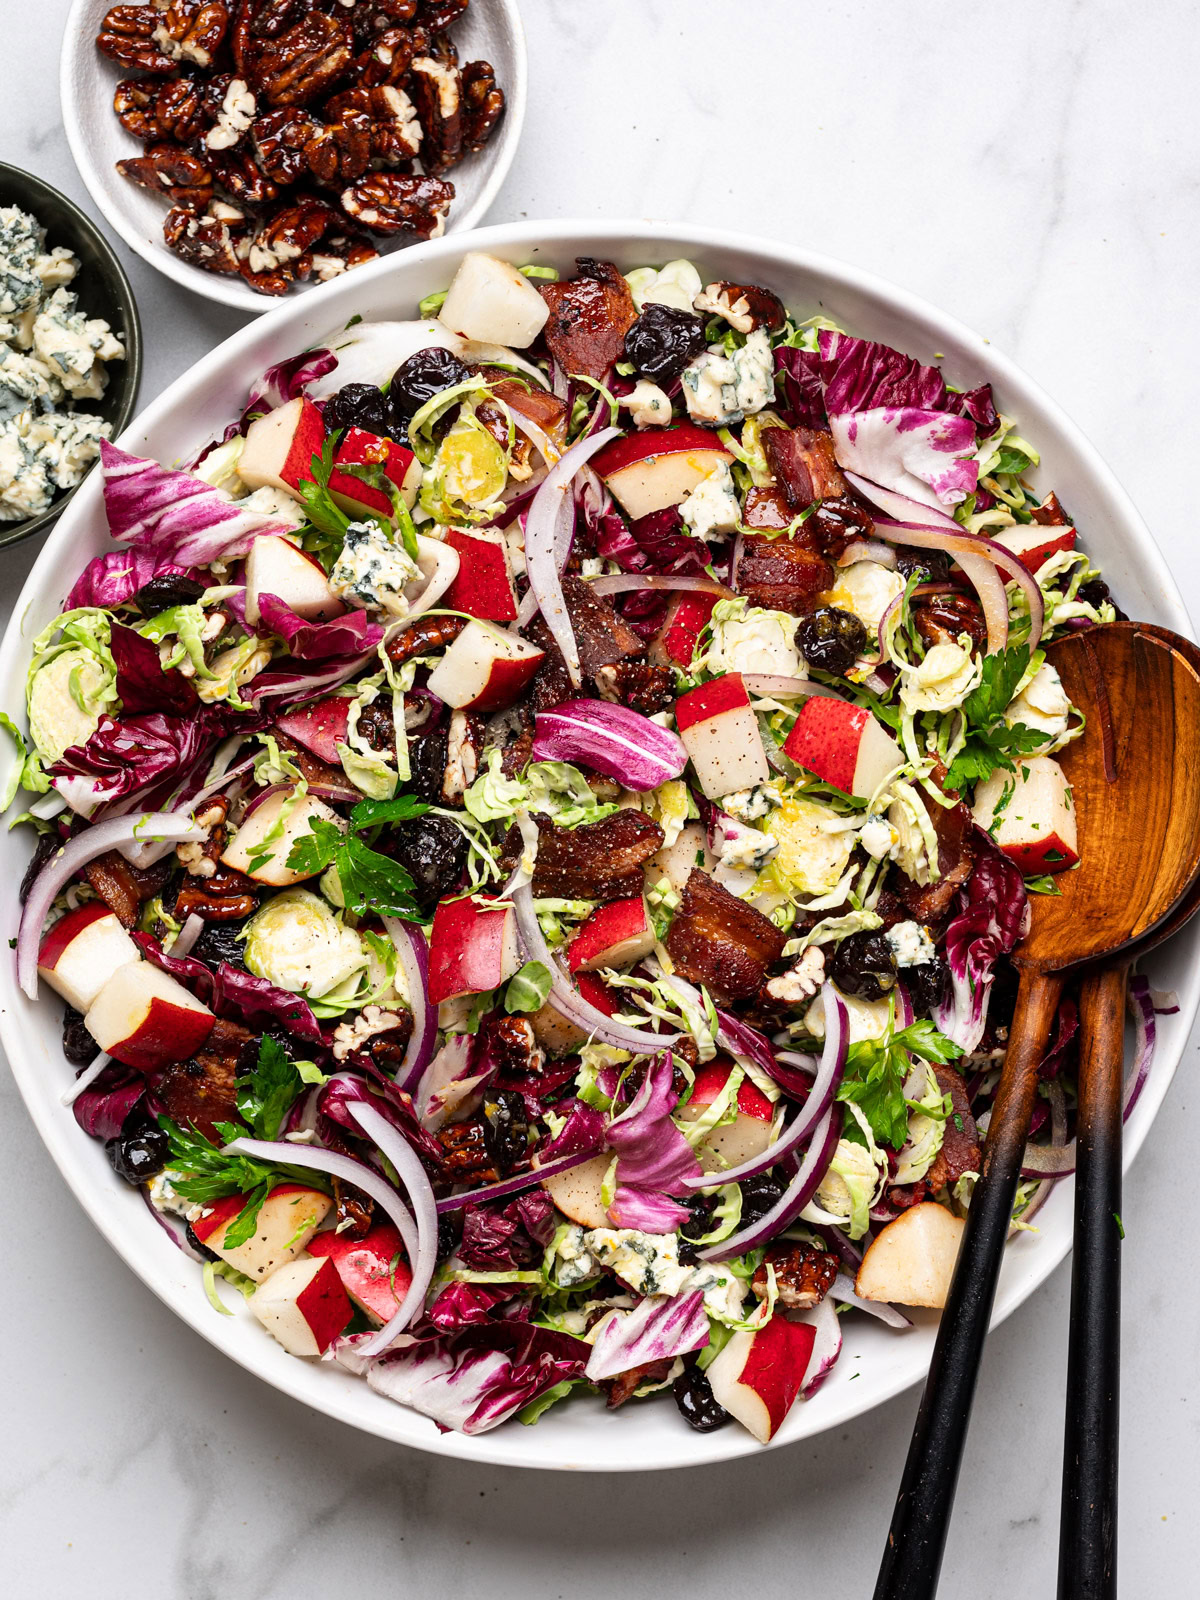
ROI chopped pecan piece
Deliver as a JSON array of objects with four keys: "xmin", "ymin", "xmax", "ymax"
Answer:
[
  {"xmin": 113, "ymin": 78, "xmax": 173, "ymax": 142},
  {"xmin": 409, "ymin": 53, "xmax": 463, "ymax": 172},
  {"xmin": 460, "ymin": 59, "xmax": 504, "ymax": 153},
  {"xmin": 386, "ymin": 612, "xmax": 467, "ymax": 666},
  {"xmin": 538, "ymin": 259, "xmax": 639, "ymax": 381},
  {"xmin": 253, "ymin": 106, "xmax": 322, "ymax": 183},
  {"xmin": 531, "ymin": 810, "xmax": 664, "ymax": 902},
  {"xmin": 207, "ymin": 145, "xmax": 279, "ymax": 204},
  {"xmin": 84, "ymin": 851, "xmax": 171, "ymax": 929},
  {"xmin": 243, "ymin": 8, "xmax": 353, "ymax": 108},
  {"xmin": 306, "ymin": 228, "xmax": 380, "ymax": 281},
  {"xmin": 340, "ymin": 172, "xmax": 453, "ymax": 237},
  {"xmin": 1029, "ymin": 491, "xmax": 1070, "ymax": 526},
  {"xmin": 152, "ymin": 1017, "xmax": 253, "ymax": 1139},
  {"xmin": 480, "ymin": 1014, "xmax": 545, "ymax": 1079},
  {"xmin": 304, "ymin": 88, "xmax": 373, "ymax": 184},
  {"xmin": 417, "ymin": 0, "xmax": 468, "ymax": 29},
  {"xmin": 665, "ymin": 869, "xmax": 787, "ymax": 1001},
  {"xmin": 355, "ymin": 23, "xmax": 426, "ymax": 87},
  {"xmin": 694, "ymin": 280, "xmax": 786, "ymax": 334},
  {"xmin": 912, "ymin": 591, "xmax": 987, "ymax": 653},
  {"xmin": 97, "ymin": 5, "xmax": 191, "ymax": 73},
  {"xmin": 603, "ymin": 1357, "xmax": 676, "ymax": 1409},
  {"xmin": 734, "ymin": 533, "xmax": 833, "ymax": 616},
  {"xmin": 332, "ymin": 1177, "xmax": 374, "ymax": 1239},
  {"xmin": 174, "ymin": 864, "xmax": 260, "ymax": 922},
  {"xmin": 176, "ymin": 796, "xmax": 230, "ymax": 879},
  {"xmin": 751, "ymin": 1242, "xmax": 839, "ymax": 1309},
  {"xmin": 594, "ymin": 659, "xmax": 674, "ymax": 715},
  {"xmin": 437, "ymin": 1117, "xmax": 500, "ymax": 1184},
  {"xmin": 245, "ymin": 195, "xmax": 340, "ymax": 275},
  {"xmin": 367, "ymin": 84, "xmax": 424, "ymax": 164},
  {"xmin": 117, "ymin": 143, "xmax": 214, "ymax": 210},
  {"xmin": 925, "ymin": 1063, "xmax": 981, "ymax": 1191},
  {"xmin": 441, "ymin": 708, "xmax": 485, "ymax": 803},
  {"xmin": 164, "ymin": 203, "xmax": 245, "ymax": 274}
]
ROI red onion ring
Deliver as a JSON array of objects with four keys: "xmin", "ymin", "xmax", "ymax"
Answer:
[
  {"xmin": 436, "ymin": 1143, "xmax": 607, "ymax": 1214},
  {"xmin": 838, "ymin": 539, "xmax": 898, "ymax": 570},
  {"xmin": 741, "ymin": 674, "xmax": 847, "ymax": 701},
  {"xmin": 60, "ymin": 1050, "xmax": 114, "ymax": 1108},
  {"xmin": 799, "ymin": 1292, "xmax": 844, "ymax": 1395},
  {"xmin": 700, "ymin": 1101, "xmax": 842, "ymax": 1262},
  {"xmin": 588, "ymin": 574, "xmax": 733, "ymax": 601},
  {"xmin": 828, "ymin": 1270, "xmax": 913, "ymax": 1329},
  {"xmin": 381, "ymin": 916, "xmax": 434, "ymax": 1095}
]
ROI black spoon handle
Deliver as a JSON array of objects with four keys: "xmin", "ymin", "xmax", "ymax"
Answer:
[
  {"xmin": 1058, "ymin": 963, "xmax": 1127, "ymax": 1600},
  {"xmin": 874, "ymin": 968, "xmax": 1063, "ymax": 1600}
]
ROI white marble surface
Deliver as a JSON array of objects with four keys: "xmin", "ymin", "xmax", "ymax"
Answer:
[{"xmin": 3, "ymin": 2, "xmax": 1200, "ymax": 1594}]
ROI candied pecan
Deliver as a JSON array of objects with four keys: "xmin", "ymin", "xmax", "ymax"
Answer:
[
  {"xmin": 246, "ymin": 9, "xmax": 353, "ymax": 108},
  {"xmin": 252, "ymin": 107, "xmax": 319, "ymax": 182},
  {"xmin": 85, "ymin": 851, "xmax": 172, "ymax": 929},
  {"xmin": 539, "ymin": 260, "xmax": 639, "ymax": 381},
  {"xmin": 176, "ymin": 797, "xmax": 230, "ymax": 879},
  {"xmin": 810, "ymin": 496, "xmax": 876, "ymax": 560},
  {"xmin": 97, "ymin": 5, "xmax": 185, "ymax": 73},
  {"xmin": 665, "ymin": 869, "xmax": 787, "ymax": 1001},
  {"xmin": 306, "ymin": 228, "xmax": 380, "ymax": 281},
  {"xmin": 203, "ymin": 75, "xmax": 258, "ymax": 151},
  {"xmin": 603, "ymin": 1358, "xmax": 676, "ymax": 1409},
  {"xmin": 750, "ymin": 1242, "xmax": 839, "ymax": 1309},
  {"xmin": 245, "ymin": 195, "xmax": 339, "ymax": 274},
  {"xmin": 386, "ymin": 612, "xmax": 467, "ymax": 667},
  {"xmin": 332, "ymin": 1177, "xmax": 374, "ymax": 1239},
  {"xmin": 694, "ymin": 280, "xmax": 786, "ymax": 335},
  {"xmin": 763, "ymin": 426, "xmax": 848, "ymax": 509},
  {"xmin": 593, "ymin": 659, "xmax": 674, "ymax": 715},
  {"xmin": 925, "ymin": 1063, "xmax": 981, "ymax": 1191},
  {"xmin": 174, "ymin": 864, "xmax": 260, "ymax": 922},
  {"xmin": 1029, "ymin": 491, "xmax": 1070, "ymax": 526},
  {"xmin": 437, "ymin": 1118, "xmax": 500, "ymax": 1184},
  {"xmin": 304, "ymin": 88, "xmax": 373, "ymax": 184},
  {"xmin": 441, "ymin": 708, "xmax": 485, "ymax": 803},
  {"xmin": 355, "ymin": 23, "xmax": 426, "ymax": 87},
  {"xmin": 153, "ymin": 1017, "xmax": 253, "ymax": 1140},
  {"xmin": 164, "ymin": 203, "xmax": 245, "ymax": 273},
  {"xmin": 340, "ymin": 172, "xmax": 452, "ymax": 236},
  {"xmin": 113, "ymin": 78, "xmax": 172, "ymax": 142},
  {"xmin": 531, "ymin": 810, "xmax": 664, "ymax": 902},
  {"xmin": 157, "ymin": 1, "xmax": 230, "ymax": 67},
  {"xmin": 417, "ymin": 0, "xmax": 467, "ymax": 29},
  {"xmin": 366, "ymin": 84, "xmax": 424, "ymax": 165},
  {"xmin": 158, "ymin": 74, "xmax": 218, "ymax": 143},
  {"xmin": 460, "ymin": 59, "xmax": 504, "ymax": 153},
  {"xmin": 207, "ymin": 145, "xmax": 278, "ymax": 204},
  {"xmin": 481, "ymin": 1015, "xmax": 545, "ymax": 1079},
  {"xmin": 734, "ymin": 533, "xmax": 833, "ymax": 616},
  {"xmin": 409, "ymin": 53, "xmax": 462, "ymax": 171},
  {"xmin": 912, "ymin": 590, "xmax": 987, "ymax": 653},
  {"xmin": 117, "ymin": 143, "xmax": 214, "ymax": 210}
]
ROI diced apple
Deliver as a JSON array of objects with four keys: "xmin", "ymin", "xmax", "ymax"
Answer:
[
  {"xmin": 994, "ymin": 520, "xmax": 1076, "ymax": 574},
  {"xmin": 651, "ymin": 820, "xmax": 712, "ymax": 892},
  {"xmin": 274, "ymin": 694, "xmax": 352, "ymax": 766},
  {"xmin": 244, "ymin": 533, "xmax": 345, "ymax": 627},
  {"xmin": 855, "ymin": 1201, "xmax": 966, "ymax": 1309},
  {"xmin": 249, "ymin": 1254, "xmax": 354, "ymax": 1356},
  {"xmin": 192, "ymin": 1182, "xmax": 333, "ymax": 1282},
  {"xmin": 438, "ymin": 252, "xmax": 551, "ymax": 348},
  {"xmin": 327, "ymin": 426, "xmax": 421, "ymax": 519},
  {"xmin": 38, "ymin": 902, "xmax": 140, "ymax": 1011},
  {"xmin": 442, "ymin": 528, "xmax": 518, "ymax": 622},
  {"xmin": 675, "ymin": 673, "xmax": 769, "ymax": 800},
  {"xmin": 428, "ymin": 894, "xmax": 520, "ymax": 1004},
  {"xmin": 592, "ymin": 426, "xmax": 735, "ymax": 521},
  {"xmin": 239, "ymin": 396, "xmax": 325, "ymax": 497},
  {"xmin": 536, "ymin": 1151, "xmax": 612, "ymax": 1230},
  {"xmin": 650, "ymin": 591, "xmax": 718, "ymax": 669},
  {"xmin": 783, "ymin": 696, "xmax": 901, "ymax": 799},
  {"xmin": 530, "ymin": 972, "xmax": 615, "ymax": 1054},
  {"xmin": 677, "ymin": 1058, "xmax": 774, "ymax": 1164},
  {"xmin": 84, "ymin": 962, "xmax": 214, "ymax": 1070},
  {"xmin": 425, "ymin": 619, "xmax": 545, "ymax": 712},
  {"xmin": 972, "ymin": 754, "xmax": 1079, "ymax": 874},
  {"xmin": 307, "ymin": 1222, "xmax": 410, "ymax": 1324},
  {"xmin": 220, "ymin": 788, "xmax": 346, "ymax": 887},
  {"xmin": 567, "ymin": 897, "xmax": 655, "ymax": 973},
  {"xmin": 706, "ymin": 1316, "xmax": 817, "ymax": 1442}
]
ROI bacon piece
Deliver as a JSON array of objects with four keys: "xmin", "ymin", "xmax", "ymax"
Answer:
[
  {"xmin": 665, "ymin": 869, "xmax": 787, "ymax": 1000},
  {"xmin": 742, "ymin": 485, "xmax": 794, "ymax": 530},
  {"xmin": 273, "ymin": 729, "xmax": 354, "ymax": 791},
  {"xmin": 763, "ymin": 425, "xmax": 848, "ymax": 507},
  {"xmin": 526, "ymin": 574, "xmax": 645, "ymax": 707},
  {"xmin": 925, "ymin": 1063, "xmax": 981, "ymax": 1190},
  {"xmin": 603, "ymin": 1357, "xmax": 676, "ymax": 1408},
  {"xmin": 751, "ymin": 1241, "xmax": 839, "ymax": 1309},
  {"xmin": 84, "ymin": 850, "xmax": 172, "ymax": 929},
  {"xmin": 538, "ymin": 258, "xmax": 637, "ymax": 381},
  {"xmin": 531, "ymin": 810, "xmax": 664, "ymax": 902},
  {"xmin": 490, "ymin": 378, "xmax": 569, "ymax": 451},
  {"xmin": 152, "ymin": 1017, "xmax": 255, "ymax": 1140},
  {"xmin": 734, "ymin": 533, "xmax": 833, "ymax": 616},
  {"xmin": 891, "ymin": 780, "xmax": 977, "ymax": 924}
]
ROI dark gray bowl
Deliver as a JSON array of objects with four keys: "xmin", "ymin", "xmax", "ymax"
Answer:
[{"xmin": 0, "ymin": 162, "xmax": 142, "ymax": 550}]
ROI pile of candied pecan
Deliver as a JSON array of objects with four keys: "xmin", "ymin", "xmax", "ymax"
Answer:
[{"xmin": 98, "ymin": 0, "xmax": 505, "ymax": 295}]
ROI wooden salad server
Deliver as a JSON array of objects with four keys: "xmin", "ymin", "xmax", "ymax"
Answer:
[
  {"xmin": 1058, "ymin": 624, "xmax": 1200, "ymax": 1600},
  {"xmin": 875, "ymin": 621, "xmax": 1200, "ymax": 1600}
]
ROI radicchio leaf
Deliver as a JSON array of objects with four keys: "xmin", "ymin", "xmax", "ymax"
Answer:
[
  {"xmin": 71, "ymin": 1067, "xmax": 144, "ymax": 1139},
  {"xmin": 254, "ymin": 593, "xmax": 383, "ymax": 661},
  {"xmin": 240, "ymin": 348, "xmax": 337, "ymax": 433},
  {"xmin": 934, "ymin": 842, "xmax": 1029, "ymax": 1053},
  {"xmin": 51, "ymin": 706, "xmax": 249, "ymax": 808},
  {"xmin": 827, "ymin": 407, "xmax": 979, "ymax": 509},
  {"xmin": 584, "ymin": 1290, "xmax": 709, "ymax": 1382},
  {"xmin": 605, "ymin": 1052, "xmax": 700, "ymax": 1231},
  {"xmin": 66, "ymin": 549, "xmax": 199, "ymax": 611},
  {"xmin": 110, "ymin": 624, "xmax": 199, "ymax": 716},
  {"xmin": 774, "ymin": 345, "xmax": 827, "ymax": 429},
  {"xmin": 426, "ymin": 1281, "xmax": 518, "ymax": 1331}
]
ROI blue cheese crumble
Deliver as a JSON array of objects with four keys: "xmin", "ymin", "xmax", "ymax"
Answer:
[
  {"xmin": 330, "ymin": 520, "xmax": 420, "ymax": 616},
  {"xmin": 557, "ymin": 1226, "xmax": 746, "ymax": 1322},
  {"xmin": 681, "ymin": 329, "xmax": 774, "ymax": 426},
  {"xmin": 0, "ymin": 207, "xmax": 125, "ymax": 522}
]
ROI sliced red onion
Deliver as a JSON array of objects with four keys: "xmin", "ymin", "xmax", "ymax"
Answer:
[
  {"xmin": 523, "ymin": 427, "xmax": 621, "ymax": 687},
  {"xmin": 188, "ymin": 752, "xmax": 257, "ymax": 811},
  {"xmin": 381, "ymin": 916, "xmax": 433, "ymax": 1095},
  {"xmin": 17, "ymin": 812, "xmax": 206, "ymax": 998},
  {"xmin": 60, "ymin": 1051, "xmax": 113, "ymax": 1108},
  {"xmin": 252, "ymin": 653, "xmax": 373, "ymax": 703},
  {"xmin": 828, "ymin": 1270, "xmax": 913, "ymax": 1329},
  {"xmin": 223, "ymin": 1134, "xmax": 423, "ymax": 1324},
  {"xmin": 1123, "ymin": 973, "xmax": 1157, "ymax": 1120},
  {"xmin": 701, "ymin": 1102, "xmax": 842, "ymax": 1262},
  {"xmin": 838, "ymin": 539, "xmax": 898, "ymax": 570},
  {"xmin": 512, "ymin": 881, "xmax": 679, "ymax": 1053},
  {"xmin": 344, "ymin": 1100, "xmax": 438, "ymax": 1356},
  {"xmin": 799, "ymin": 1292, "xmax": 844, "ymax": 1396},
  {"xmin": 683, "ymin": 983, "xmax": 848, "ymax": 1191},
  {"xmin": 895, "ymin": 981, "xmax": 914, "ymax": 1029},
  {"xmin": 507, "ymin": 408, "xmax": 560, "ymax": 470},
  {"xmin": 824, "ymin": 1225, "xmax": 863, "ymax": 1271},
  {"xmin": 172, "ymin": 914, "xmax": 205, "ymax": 960},
  {"xmin": 741, "ymin": 674, "xmax": 845, "ymax": 701},
  {"xmin": 436, "ymin": 1143, "xmax": 606, "ymax": 1214},
  {"xmin": 589, "ymin": 574, "xmax": 732, "ymax": 601},
  {"xmin": 532, "ymin": 699, "xmax": 686, "ymax": 792}
]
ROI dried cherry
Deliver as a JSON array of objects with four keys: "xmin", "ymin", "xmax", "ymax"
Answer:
[
  {"xmin": 830, "ymin": 930, "xmax": 898, "ymax": 1001},
  {"xmin": 131, "ymin": 574, "xmax": 207, "ymax": 615},
  {"xmin": 322, "ymin": 382, "xmax": 393, "ymax": 437},
  {"xmin": 623, "ymin": 302, "xmax": 707, "ymax": 383},
  {"xmin": 796, "ymin": 606, "xmax": 868, "ymax": 676},
  {"xmin": 672, "ymin": 1367, "xmax": 731, "ymax": 1432},
  {"xmin": 388, "ymin": 347, "xmax": 473, "ymax": 420}
]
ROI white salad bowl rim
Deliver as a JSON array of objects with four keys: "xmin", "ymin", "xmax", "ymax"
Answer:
[
  {"xmin": 1, "ymin": 219, "xmax": 1194, "ymax": 1471},
  {"xmin": 60, "ymin": 0, "xmax": 528, "ymax": 313}
]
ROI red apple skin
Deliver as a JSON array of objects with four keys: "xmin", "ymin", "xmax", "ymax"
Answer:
[
  {"xmin": 328, "ymin": 427, "xmax": 420, "ymax": 518},
  {"xmin": 999, "ymin": 831, "xmax": 1080, "ymax": 875},
  {"xmin": 38, "ymin": 903, "xmax": 140, "ymax": 1010},
  {"xmin": 274, "ymin": 695, "xmax": 352, "ymax": 766},
  {"xmin": 428, "ymin": 895, "xmax": 519, "ymax": 1004},
  {"xmin": 651, "ymin": 592, "xmax": 718, "ymax": 669},
  {"xmin": 307, "ymin": 1223, "xmax": 410, "ymax": 1324},
  {"xmin": 293, "ymin": 1256, "xmax": 355, "ymax": 1353},
  {"xmin": 442, "ymin": 530, "xmax": 518, "ymax": 622},
  {"xmin": 675, "ymin": 672, "xmax": 752, "ymax": 734},
  {"xmin": 996, "ymin": 523, "xmax": 1076, "ymax": 573},
  {"xmin": 689, "ymin": 1059, "xmax": 774, "ymax": 1123},
  {"xmin": 591, "ymin": 425, "xmax": 734, "ymax": 479},
  {"xmin": 109, "ymin": 999, "xmax": 214, "ymax": 1069},
  {"xmin": 783, "ymin": 697, "xmax": 870, "ymax": 794},
  {"xmin": 38, "ymin": 901, "xmax": 112, "ymax": 969},
  {"xmin": 576, "ymin": 971, "xmax": 616, "ymax": 1015},
  {"xmin": 567, "ymin": 897, "xmax": 653, "ymax": 973},
  {"xmin": 190, "ymin": 1183, "xmax": 318, "ymax": 1246},
  {"xmin": 739, "ymin": 1317, "xmax": 817, "ymax": 1440},
  {"xmin": 86, "ymin": 966, "xmax": 215, "ymax": 1070},
  {"xmin": 466, "ymin": 653, "xmax": 543, "ymax": 713},
  {"xmin": 240, "ymin": 397, "xmax": 325, "ymax": 495}
]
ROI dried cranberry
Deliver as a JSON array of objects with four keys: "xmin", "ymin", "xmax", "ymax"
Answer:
[
  {"xmin": 22, "ymin": 827, "xmax": 63, "ymax": 903},
  {"xmin": 905, "ymin": 956, "xmax": 950, "ymax": 1015},
  {"xmin": 63, "ymin": 1005, "xmax": 100, "ymax": 1068},
  {"xmin": 672, "ymin": 1367, "xmax": 731, "ymax": 1432},
  {"xmin": 677, "ymin": 1192, "xmax": 717, "ymax": 1263},
  {"xmin": 131, "ymin": 574, "xmax": 206, "ymax": 615},
  {"xmin": 323, "ymin": 382, "xmax": 393, "ymax": 438},
  {"xmin": 388, "ymin": 347, "xmax": 473, "ymax": 420},
  {"xmin": 437, "ymin": 1212, "xmax": 462, "ymax": 1262},
  {"xmin": 796, "ymin": 606, "xmax": 868, "ymax": 676},
  {"xmin": 105, "ymin": 1113, "xmax": 169, "ymax": 1186},
  {"xmin": 623, "ymin": 302, "xmax": 707, "ymax": 383},
  {"xmin": 739, "ymin": 1170, "xmax": 785, "ymax": 1228},
  {"xmin": 1078, "ymin": 575, "xmax": 1125, "ymax": 618},
  {"xmin": 407, "ymin": 725, "xmax": 450, "ymax": 803},
  {"xmin": 191, "ymin": 918, "xmax": 250, "ymax": 970},
  {"xmin": 387, "ymin": 813, "xmax": 467, "ymax": 908},
  {"xmin": 830, "ymin": 930, "xmax": 898, "ymax": 1000},
  {"xmin": 482, "ymin": 1089, "xmax": 529, "ymax": 1174}
]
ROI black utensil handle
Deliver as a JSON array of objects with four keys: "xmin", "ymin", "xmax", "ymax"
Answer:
[
  {"xmin": 874, "ymin": 969, "xmax": 1063, "ymax": 1600},
  {"xmin": 1058, "ymin": 964, "xmax": 1127, "ymax": 1600}
]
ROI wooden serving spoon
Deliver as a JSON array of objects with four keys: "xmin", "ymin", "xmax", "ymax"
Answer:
[
  {"xmin": 1058, "ymin": 623, "xmax": 1200, "ymax": 1600},
  {"xmin": 874, "ymin": 622, "xmax": 1200, "ymax": 1600}
]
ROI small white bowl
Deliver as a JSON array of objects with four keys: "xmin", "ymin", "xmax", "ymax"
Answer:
[
  {"xmin": 60, "ymin": 0, "xmax": 527, "ymax": 313},
  {"xmin": 2, "ymin": 221, "xmax": 1195, "ymax": 1471}
]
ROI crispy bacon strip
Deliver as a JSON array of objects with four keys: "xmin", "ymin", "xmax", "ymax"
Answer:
[
  {"xmin": 531, "ymin": 810, "xmax": 663, "ymax": 902},
  {"xmin": 665, "ymin": 868, "xmax": 786, "ymax": 1000}
]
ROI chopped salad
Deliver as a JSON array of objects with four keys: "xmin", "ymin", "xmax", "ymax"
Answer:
[{"xmin": 7, "ymin": 251, "xmax": 1163, "ymax": 1444}]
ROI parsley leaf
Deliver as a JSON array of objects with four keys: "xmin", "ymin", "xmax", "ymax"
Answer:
[
  {"xmin": 961, "ymin": 645, "xmax": 1033, "ymax": 727},
  {"xmin": 285, "ymin": 798, "xmax": 429, "ymax": 917},
  {"xmin": 162, "ymin": 1116, "xmax": 330, "ymax": 1250},
  {"xmin": 1024, "ymin": 873, "xmax": 1064, "ymax": 896},
  {"xmin": 944, "ymin": 644, "xmax": 1051, "ymax": 793},
  {"xmin": 236, "ymin": 1036, "xmax": 303, "ymax": 1141},
  {"xmin": 837, "ymin": 1018, "xmax": 964, "ymax": 1149},
  {"xmin": 284, "ymin": 814, "xmax": 343, "ymax": 877},
  {"xmin": 351, "ymin": 795, "xmax": 431, "ymax": 830}
]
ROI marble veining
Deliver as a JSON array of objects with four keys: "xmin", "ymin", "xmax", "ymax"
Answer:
[{"xmin": 2, "ymin": 2, "xmax": 1199, "ymax": 1594}]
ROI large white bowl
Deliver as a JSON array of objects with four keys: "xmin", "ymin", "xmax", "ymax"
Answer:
[
  {"xmin": 1, "ymin": 221, "xmax": 1194, "ymax": 1471},
  {"xmin": 61, "ymin": 0, "xmax": 527, "ymax": 313}
]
